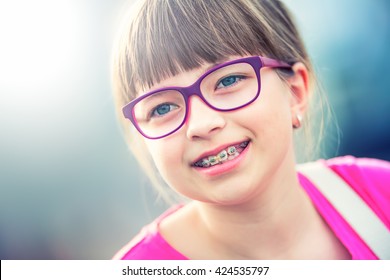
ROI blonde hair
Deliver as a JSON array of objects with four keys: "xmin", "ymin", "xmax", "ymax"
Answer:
[{"xmin": 112, "ymin": 0, "xmax": 325, "ymax": 202}]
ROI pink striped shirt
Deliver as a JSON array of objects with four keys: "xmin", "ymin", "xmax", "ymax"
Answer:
[{"xmin": 114, "ymin": 156, "xmax": 390, "ymax": 260}]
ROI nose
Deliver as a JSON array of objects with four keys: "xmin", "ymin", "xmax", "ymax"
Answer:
[{"xmin": 185, "ymin": 95, "xmax": 226, "ymax": 140}]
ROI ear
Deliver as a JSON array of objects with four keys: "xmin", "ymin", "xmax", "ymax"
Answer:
[{"xmin": 286, "ymin": 62, "xmax": 311, "ymax": 128}]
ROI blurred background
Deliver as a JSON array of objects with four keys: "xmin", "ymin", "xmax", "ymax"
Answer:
[{"xmin": 0, "ymin": 0, "xmax": 389, "ymax": 259}]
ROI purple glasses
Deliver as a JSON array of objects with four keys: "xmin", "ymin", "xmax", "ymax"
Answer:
[{"xmin": 122, "ymin": 56, "xmax": 291, "ymax": 139}]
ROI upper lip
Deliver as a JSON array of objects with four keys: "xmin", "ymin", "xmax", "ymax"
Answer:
[{"xmin": 191, "ymin": 139, "xmax": 249, "ymax": 166}]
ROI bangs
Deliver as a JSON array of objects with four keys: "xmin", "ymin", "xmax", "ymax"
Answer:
[{"xmin": 120, "ymin": 0, "xmax": 278, "ymax": 100}]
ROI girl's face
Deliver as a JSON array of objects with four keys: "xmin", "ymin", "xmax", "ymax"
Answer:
[{"xmin": 138, "ymin": 57, "xmax": 306, "ymax": 205}]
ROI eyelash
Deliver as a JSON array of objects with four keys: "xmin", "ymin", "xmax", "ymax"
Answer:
[
  {"xmin": 215, "ymin": 75, "xmax": 247, "ymax": 90},
  {"xmin": 149, "ymin": 103, "xmax": 179, "ymax": 119}
]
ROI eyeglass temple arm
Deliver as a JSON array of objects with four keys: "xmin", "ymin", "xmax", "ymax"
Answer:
[{"xmin": 260, "ymin": 56, "xmax": 292, "ymax": 68}]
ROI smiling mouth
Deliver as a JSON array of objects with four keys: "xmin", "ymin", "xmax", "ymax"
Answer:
[{"xmin": 192, "ymin": 141, "xmax": 250, "ymax": 168}]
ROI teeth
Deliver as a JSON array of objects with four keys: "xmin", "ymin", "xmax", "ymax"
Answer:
[
  {"xmin": 227, "ymin": 146, "xmax": 237, "ymax": 155},
  {"xmin": 228, "ymin": 152, "xmax": 240, "ymax": 160},
  {"xmin": 208, "ymin": 156, "xmax": 219, "ymax": 166},
  {"xmin": 201, "ymin": 158, "xmax": 210, "ymax": 168},
  {"xmin": 240, "ymin": 141, "xmax": 249, "ymax": 148},
  {"xmin": 194, "ymin": 141, "xmax": 249, "ymax": 168},
  {"xmin": 218, "ymin": 150, "xmax": 228, "ymax": 162}
]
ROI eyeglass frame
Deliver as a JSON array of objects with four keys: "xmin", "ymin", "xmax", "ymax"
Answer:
[{"xmin": 122, "ymin": 56, "xmax": 292, "ymax": 140}]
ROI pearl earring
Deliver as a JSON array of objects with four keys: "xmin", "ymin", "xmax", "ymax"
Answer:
[{"xmin": 293, "ymin": 114, "xmax": 302, "ymax": 129}]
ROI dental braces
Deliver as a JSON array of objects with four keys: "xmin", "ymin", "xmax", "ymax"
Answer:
[{"xmin": 200, "ymin": 146, "xmax": 238, "ymax": 167}]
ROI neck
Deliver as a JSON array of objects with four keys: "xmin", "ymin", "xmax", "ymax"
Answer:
[{"xmin": 194, "ymin": 160, "xmax": 315, "ymax": 259}]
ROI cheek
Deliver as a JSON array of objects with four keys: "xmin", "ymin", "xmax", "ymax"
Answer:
[
  {"xmin": 246, "ymin": 89, "xmax": 292, "ymax": 134},
  {"xmin": 145, "ymin": 139, "xmax": 185, "ymax": 181},
  {"xmin": 146, "ymin": 140, "xmax": 198, "ymax": 199},
  {"xmin": 239, "ymin": 76, "xmax": 294, "ymax": 154}
]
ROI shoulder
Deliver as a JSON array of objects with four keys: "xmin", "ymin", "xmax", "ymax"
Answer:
[
  {"xmin": 324, "ymin": 155, "xmax": 390, "ymax": 226},
  {"xmin": 325, "ymin": 155, "xmax": 390, "ymax": 173},
  {"xmin": 112, "ymin": 205, "xmax": 188, "ymax": 260},
  {"xmin": 112, "ymin": 224, "xmax": 157, "ymax": 260},
  {"xmin": 324, "ymin": 155, "xmax": 390, "ymax": 189}
]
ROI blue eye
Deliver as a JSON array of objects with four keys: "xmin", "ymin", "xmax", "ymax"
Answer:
[
  {"xmin": 216, "ymin": 75, "xmax": 246, "ymax": 89},
  {"xmin": 151, "ymin": 103, "xmax": 179, "ymax": 117}
]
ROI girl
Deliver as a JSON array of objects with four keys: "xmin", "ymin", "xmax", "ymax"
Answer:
[{"xmin": 111, "ymin": 0, "xmax": 390, "ymax": 259}]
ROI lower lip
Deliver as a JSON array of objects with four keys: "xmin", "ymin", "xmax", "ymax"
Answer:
[{"xmin": 193, "ymin": 142, "xmax": 250, "ymax": 177}]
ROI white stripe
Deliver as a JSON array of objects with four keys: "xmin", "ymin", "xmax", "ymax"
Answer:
[{"xmin": 297, "ymin": 161, "xmax": 390, "ymax": 259}]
